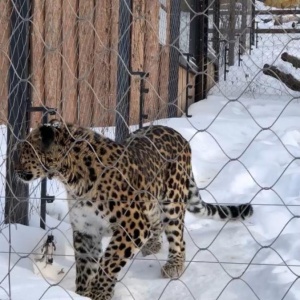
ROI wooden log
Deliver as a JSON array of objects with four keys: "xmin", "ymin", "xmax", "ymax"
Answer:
[
  {"xmin": 30, "ymin": 0, "xmax": 45, "ymax": 126},
  {"xmin": 264, "ymin": 0, "xmax": 299, "ymax": 9},
  {"xmin": 93, "ymin": 0, "xmax": 112, "ymax": 127},
  {"xmin": 281, "ymin": 52, "xmax": 300, "ymax": 69},
  {"xmin": 0, "ymin": 0, "xmax": 10, "ymax": 124},
  {"xmin": 263, "ymin": 64, "xmax": 300, "ymax": 92},
  {"xmin": 78, "ymin": 0, "xmax": 94, "ymax": 127},
  {"xmin": 62, "ymin": 0, "xmax": 78, "ymax": 124},
  {"xmin": 129, "ymin": 0, "xmax": 146, "ymax": 125},
  {"xmin": 274, "ymin": 14, "xmax": 300, "ymax": 25},
  {"xmin": 45, "ymin": 0, "xmax": 62, "ymax": 116}
]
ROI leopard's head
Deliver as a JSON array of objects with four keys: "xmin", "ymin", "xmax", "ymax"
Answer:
[{"xmin": 15, "ymin": 120, "xmax": 67, "ymax": 182}]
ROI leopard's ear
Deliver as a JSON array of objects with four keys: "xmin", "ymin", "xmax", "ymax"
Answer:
[{"xmin": 40, "ymin": 125, "xmax": 55, "ymax": 150}]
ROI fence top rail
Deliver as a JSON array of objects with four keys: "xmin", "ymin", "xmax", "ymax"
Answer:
[
  {"xmin": 207, "ymin": 9, "xmax": 300, "ymax": 16},
  {"xmin": 256, "ymin": 28, "xmax": 300, "ymax": 33},
  {"xmin": 255, "ymin": 9, "xmax": 300, "ymax": 15}
]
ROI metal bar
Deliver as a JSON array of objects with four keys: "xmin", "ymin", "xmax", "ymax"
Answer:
[
  {"xmin": 251, "ymin": 0, "xmax": 255, "ymax": 46},
  {"xmin": 208, "ymin": 28, "xmax": 251, "ymax": 34},
  {"xmin": 213, "ymin": 0, "xmax": 220, "ymax": 82},
  {"xmin": 208, "ymin": 9, "xmax": 300, "ymax": 15},
  {"xmin": 255, "ymin": 22, "xmax": 259, "ymax": 48},
  {"xmin": 131, "ymin": 71, "xmax": 149, "ymax": 129},
  {"xmin": 240, "ymin": 0, "xmax": 247, "ymax": 55},
  {"xmin": 28, "ymin": 107, "xmax": 56, "ymax": 229},
  {"xmin": 115, "ymin": 0, "xmax": 131, "ymax": 143},
  {"xmin": 139, "ymin": 74, "xmax": 149, "ymax": 129},
  {"xmin": 167, "ymin": 0, "xmax": 181, "ymax": 117},
  {"xmin": 238, "ymin": 37, "xmax": 242, "ymax": 67},
  {"xmin": 195, "ymin": 0, "xmax": 208, "ymax": 101},
  {"xmin": 40, "ymin": 113, "xmax": 55, "ymax": 230},
  {"xmin": 5, "ymin": 0, "xmax": 31, "ymax": 225},
  {"xmin": 224, "ymin": 44, "xmax": 229, "ymax": 81},
  {"xmin": 189, "ymin": 0, "xmax": 197, "ymax": 58},
  {"xmin": 228, "ymin": 0, "xmax": 236, "ymax": 66},
  {"xmin": 183, "ymin": 54, "xmax": 193, "ymax": 118},
  {"xmin": 256, "ymin": 28, "xmax": 300, "ymax": 33}
]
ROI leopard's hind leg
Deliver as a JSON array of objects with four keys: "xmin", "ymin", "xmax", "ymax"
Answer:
[{"xmin": 160, "ymin": 161, "xmax": 190, "ymax": 278}]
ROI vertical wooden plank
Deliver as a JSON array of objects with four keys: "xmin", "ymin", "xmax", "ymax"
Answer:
[
  {"xmin": 44, "ymin": 0, "xmax": 62, "ymax": 114},
  {"xmin": 78, "ymin": 0, "xmax": 94, "ymax": 127},
  {"xmin": 93, "ymin": 0, "xmax": 112, "ymax": 127},
  {"xmin": 0, "ymin": 0, "xmax": 11, "ymax": 124},
  {"xmin": 143, "ymin": 1, "xmax": 160, "ymax": 123},
  {"xmin": 108, "ymin": 0, "xmax": 119, "ymax": 127},
  {"xmin": 30, "ymin": 0, "xmax": 44, "ymax": 126},
  {"xmin": 177, "ymin": 67, "xmax": 184, "ymax": 113},
  {"xmin": 177, "ymin": 68, "xmax": 196, "ymax": 116},
  {"xmin": 62, "ymin": 0, "xmax": 78, "ymax": 124},
  {"xmin": 157, "ymin": 0, "xmax": 170, "ymax": 120},
  {"xmin": 129, "ymin": 0, "xmax": 146, "ymax": 125}
]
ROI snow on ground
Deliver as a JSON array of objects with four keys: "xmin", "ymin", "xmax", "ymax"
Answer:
[
  {"xmin": 1, "ymin": 4, "xmax": 300, "ymax": 300},
  {"xmin": 1, "ymin": 93, "xmax": 300, "ymax": 300}
]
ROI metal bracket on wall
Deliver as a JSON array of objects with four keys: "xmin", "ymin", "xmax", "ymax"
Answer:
[
  {"xmin": 249, "ymin": 26, "xmax": 254, "ymax": 55},
  {"xmin": 183, "ymin": 53, "xmax": 193, "ymax": 118},
  {"xmin": 255, "ymin": 21, "xmax": 259, "ymax": 48},
  {"xmin": 131, "ymin": 71, "xmax": 149, "ymax": 129},
  {"xmin": 27, "ymin": 106, "xmax": 57, "ymax": 229},
  {"xmin": 238, "ymin": 35, "xmax": 243, "ymax": 67},
  {"xmin": 221, "ymin": 40, "xmax": 229, "ymax": 81}
]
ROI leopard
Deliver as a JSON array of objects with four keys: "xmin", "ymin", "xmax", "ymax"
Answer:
[{"xmin": 15, "ymin": 119, "xmax": 253, "ymax": 300}]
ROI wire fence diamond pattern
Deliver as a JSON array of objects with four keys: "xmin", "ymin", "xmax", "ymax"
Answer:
[{"xmin": 1, "ymin": 0, "xmax": 300, "ymax": 300}]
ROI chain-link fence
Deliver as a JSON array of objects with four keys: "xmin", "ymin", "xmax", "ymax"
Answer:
[{"xmin": 1, "ymin": 0, "xmax": 300, "ymax": 299}]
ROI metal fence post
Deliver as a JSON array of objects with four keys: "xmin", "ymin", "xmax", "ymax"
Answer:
[
  {"xmin": 27, "ymin": 107, "xmax": 56, "ymax": 229},
  {"xmin": 195, "ymin": 0, "xmax": 208, "ymax": 101},
  {"xmin": 5, "ymin": 0, "xmax": 31, "ymax": 225},
  {"xmin": 228, "ymin": 0, "xmax": 236, "ymax": 66},
  {"xmin": 251, "ymin": 0, "xmax": 256, "ymax": 46},
  {"xmin": 213, "ymin": 0, "xmax": 220, "ymax": 82},
  {"xmin": 167, "ymin": 0, "xmax": 181, "ymax": 118},
  {"xmin": 115, "ymin": 0, "xmax": 132, "ymax": 143},
  {"xmin": 240, "ymin": 0, "xmax": 247, "ymax": 55}
]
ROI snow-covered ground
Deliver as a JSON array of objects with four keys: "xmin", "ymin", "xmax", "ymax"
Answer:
[{"xmin": 1, "ymin": 4, "xmax": 300, "ymax": 300}]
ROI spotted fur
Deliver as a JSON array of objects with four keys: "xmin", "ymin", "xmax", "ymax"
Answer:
[{"xmin": 15, "ymin": 120, "xmax": 253, "ymax": 300}]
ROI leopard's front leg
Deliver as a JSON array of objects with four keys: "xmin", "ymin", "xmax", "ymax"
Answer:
[
  {"xmin": 86, "ymin": 210, "xmax": 151, "ymax": 300},
  {"xmin": 73, "ymin": 230, "xmax": 103, "ymax": 296}
]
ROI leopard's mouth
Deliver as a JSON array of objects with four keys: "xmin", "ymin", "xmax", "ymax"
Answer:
[{"xmin": 15, "ymin": 170, "xmax": 34, "ymax": 182}]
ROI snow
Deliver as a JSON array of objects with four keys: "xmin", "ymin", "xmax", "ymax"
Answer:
[{"xmin": 1, "ymin": 4, "xmax": 300, "ymax": 300}]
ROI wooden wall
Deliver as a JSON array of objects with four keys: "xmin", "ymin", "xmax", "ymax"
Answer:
[
  {"xmin": 0, "ymin": 0, "xmax": 216, "ymax": 128},
  {"xmin": 177, "ymin": 66, "xmax": 195, "ymax": 115},
  {"xmin": 30, "ymin": 0, "xmax": 119, "ymax": 127},
  {"xmin": 178, "ymin": 60, "xmax": 216, "ymax": 115}
]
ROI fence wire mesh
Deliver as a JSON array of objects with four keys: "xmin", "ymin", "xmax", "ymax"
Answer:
[{"xmin": 1, "ymin": 0, "xmax": 300, "ymax": 299}]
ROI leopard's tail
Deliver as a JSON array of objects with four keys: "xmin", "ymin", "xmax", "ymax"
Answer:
[{"xmin": 187, "ymin": 175, "xmax": 253, "ymax": 220}]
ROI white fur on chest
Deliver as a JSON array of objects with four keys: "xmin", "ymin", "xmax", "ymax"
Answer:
[{"xmin": 68, "ymin": 200, "xmax": 111, "ymax": 237}]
